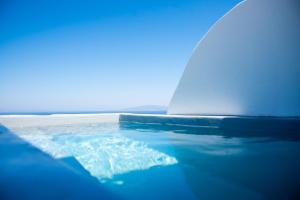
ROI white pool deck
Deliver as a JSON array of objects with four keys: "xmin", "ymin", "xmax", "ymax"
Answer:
[
  {"xmin": 0, "ymin": 113, "xmax": 120, "ymax": 128},
  {"xmin": 0, "ymin": 113, "xmax": 225, "ymax": 128}
]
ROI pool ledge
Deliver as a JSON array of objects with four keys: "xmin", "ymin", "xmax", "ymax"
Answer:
[{"xmin": 119, "ymin": 113, "xmax": 300, "ymax": 134}]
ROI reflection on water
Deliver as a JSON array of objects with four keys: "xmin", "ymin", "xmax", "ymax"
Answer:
[
  {"xmin": 119, "ymin": 122, "xmax": 300, "ymax": 200},
  {"xmin": 11, "ymin": 121, "xmax": 300, "ymax": 200}
]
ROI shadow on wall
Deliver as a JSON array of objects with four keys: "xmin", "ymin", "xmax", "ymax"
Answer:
[{"xmin": 0, "ymin": 125, "xmax": 119, "ymax": 200}]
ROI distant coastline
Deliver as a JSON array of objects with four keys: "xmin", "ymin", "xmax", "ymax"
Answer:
[
  {"xmin": 0, "ymin": 110, "xmax": 167, "ymax": 115},
  {"xmin": 0, "ymin": 105, "xmax": 167, "ymax": 115}
]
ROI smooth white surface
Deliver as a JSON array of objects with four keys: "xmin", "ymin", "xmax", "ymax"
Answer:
[
  {"xmin": 0, "ymin": 114, "xmax": 119, "ymax": 128},
  {"xmin": 168, "ymin": 0, "xmax": 300, "ymax": 116}
]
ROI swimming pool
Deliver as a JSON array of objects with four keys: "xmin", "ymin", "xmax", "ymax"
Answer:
[{"xmin": 1, "ymin": 114, "xmax": 300, "ymax": 200}]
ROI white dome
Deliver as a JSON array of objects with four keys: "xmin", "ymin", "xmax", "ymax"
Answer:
[{"xmin": 168, "ymin": 0, "xmax": 300, "ymax": 117}]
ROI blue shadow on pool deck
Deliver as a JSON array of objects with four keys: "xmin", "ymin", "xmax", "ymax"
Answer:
[{"xmin": 0, "ymin": 125, "xmax": 120, "ymax": 200}]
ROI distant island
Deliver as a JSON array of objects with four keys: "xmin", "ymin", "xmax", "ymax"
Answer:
[{"xmin": 121, "ymin": 105, "xmax": 167, "ymax": 113}]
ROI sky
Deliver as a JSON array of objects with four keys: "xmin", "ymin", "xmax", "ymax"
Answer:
[{"xmin": 0, "ymin": 0, "xmax": 240, "ymax": 113}]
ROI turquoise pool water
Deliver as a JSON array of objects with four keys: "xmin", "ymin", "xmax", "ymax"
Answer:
[{"xmin": 9, "ymin": 122, "xmax": 300, "ymax": 199}]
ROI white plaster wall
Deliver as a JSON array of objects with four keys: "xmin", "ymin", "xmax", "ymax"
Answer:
[{"xmin": 168, "ymin": 0, "xmax": 300, "ymax": 116}]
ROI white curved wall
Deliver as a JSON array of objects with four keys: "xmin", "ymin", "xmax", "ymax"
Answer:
[{"xmin": 168, "ymin": 0, "xmax": 300, "ymax": 117}]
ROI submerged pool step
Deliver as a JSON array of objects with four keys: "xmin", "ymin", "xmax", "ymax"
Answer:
[
  {"xmin": 119, "ymin": 114, "xmax": 223, "ymax": 127},
  {"xmin": 119, "ymin": 114, "xmax": 300, "ymax": 138}
]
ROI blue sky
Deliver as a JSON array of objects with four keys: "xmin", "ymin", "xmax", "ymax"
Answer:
[{"xmin": 0, "ymin": 0, "xmax": 240, "ymax": 112}]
